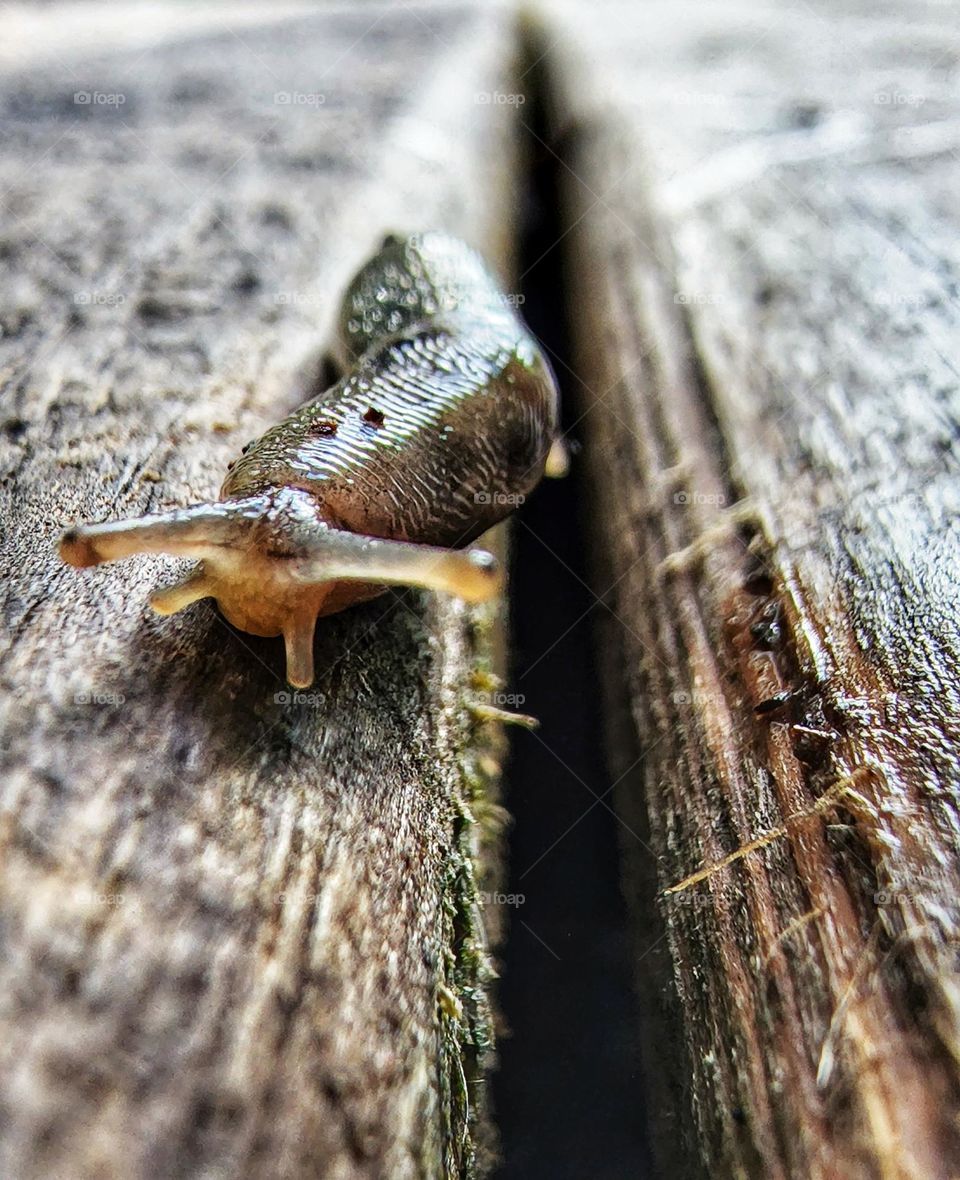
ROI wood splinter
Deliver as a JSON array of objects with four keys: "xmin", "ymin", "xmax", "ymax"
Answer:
[
  {"xmin": 467, "ymin": 702, "xmax": 540, "ymax": 729},
  {"xmin": 656, "ymin": 498, "xmax": 767, "ymax": 577},
  {"xmin": 662, "ymin": 765, "xmax": 880, "ymax": 896}
]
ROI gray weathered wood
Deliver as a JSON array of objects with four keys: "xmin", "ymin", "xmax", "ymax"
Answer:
[
  {"xmin": 541, "ymin": 1, "xmax": 960, "ymax": 1176},
  {"xmin": 0, "ymin": 6, "xmax": 521, "ymax": 1177}
]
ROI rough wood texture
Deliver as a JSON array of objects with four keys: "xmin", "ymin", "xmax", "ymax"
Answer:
[
  {"xmin": 542, "ymin": 2, "xmax": 960, "ymax": 1177},
  {"xmin": 0, "ymin": 6, "xmax": 521, "ymax": 1177}
]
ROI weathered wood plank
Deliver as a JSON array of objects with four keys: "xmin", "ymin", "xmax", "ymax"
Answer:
[
  {"xmin": 540, "ymin": 2, "xmax": 960, "ymax": 1176},
  {"xmin": 0, "ymin": 6, "xmax": 521, "ymax": 1178}
]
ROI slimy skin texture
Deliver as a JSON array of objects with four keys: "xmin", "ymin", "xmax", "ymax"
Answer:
[{"xmin": 59, "ymin": 232, "xmax": 560, "ymax": 687}]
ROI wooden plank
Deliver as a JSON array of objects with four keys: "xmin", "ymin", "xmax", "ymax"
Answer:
[
  {"xmin": 0, "ymin": 6, "xmax": 522, "ymax": 1178},
  {"xmin": 539, "ymin": 2, "xmax": 960, "ymax": 1177}
]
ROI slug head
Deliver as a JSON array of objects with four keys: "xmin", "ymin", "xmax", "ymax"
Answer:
[{"xmin": 59, "ymin": 486, "xmax": 500, "ymax": 687}]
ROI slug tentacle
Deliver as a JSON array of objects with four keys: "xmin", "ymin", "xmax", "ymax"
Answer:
[
  {"xmin": 148, "ymin": 569, "xmax": 215, "ymax": 615},
  {"xmin": 57, "ymin": 232, "xmax": 559, "ymax": 687},
  {"xmin": 283, "ymin": 611, "xmax": 319, "ymax": 690},
  {"xmin": 288, "ymin": 532, "xmax": 500, "ymax": 603},
  {"xmin": 58, "ymin": 499, "xmax": 267, "ymax": 569}
]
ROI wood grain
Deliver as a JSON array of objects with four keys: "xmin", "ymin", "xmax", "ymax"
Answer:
[
  {"xmin": 0, "ymin": 6, "xmax": 521, "ymax": 1177},
  {"xmin": 541, "ymin": 2, "xmax": 960, "ymax": 1176}
]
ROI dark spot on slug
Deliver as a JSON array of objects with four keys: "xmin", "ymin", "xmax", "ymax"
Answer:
[
  {"xmin": 362, "ymin": 407, "xmax": 385, "ymax": 427},
  {"xmin": 308, "ymin": 419, "xmax": 338, "ymax": 437},
  {"xmin": 241, "ymin": 441, "xmax": 255, "ymax": 454}
]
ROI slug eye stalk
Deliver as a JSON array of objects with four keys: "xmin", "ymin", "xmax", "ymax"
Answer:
[{"xmin": 59, "ymin": 488, "xmax": 500, "ymax": 688}]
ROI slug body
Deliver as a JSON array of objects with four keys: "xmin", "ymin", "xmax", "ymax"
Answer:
[{"xmin": 60, "ymin": 232, "xmax": 560, "ymax": 687}]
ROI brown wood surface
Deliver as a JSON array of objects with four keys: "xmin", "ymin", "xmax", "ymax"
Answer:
[
  {"xmin": 0, "ymin": 6, "xmax": 521, "ymax": 1178},
  {"xmin": 540, "ymin": 2, "xmax": 960, "ymax": 1177},
  {"xmin": 7, "ymin": 2, "xmax": 960, "ymax": 1177}
]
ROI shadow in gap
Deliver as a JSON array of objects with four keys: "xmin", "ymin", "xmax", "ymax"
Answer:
[{"xmin": 489, "ymin": 51, "xmax": 653, "ymax": 1180}]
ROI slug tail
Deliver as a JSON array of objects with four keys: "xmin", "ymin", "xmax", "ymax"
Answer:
[{"xmin": 544, "ymin": 436, "xmax": 570, "ymax": 479}]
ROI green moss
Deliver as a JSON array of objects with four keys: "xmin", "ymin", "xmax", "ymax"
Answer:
[{"xmin": 436, "ymin": 649, "xmax": 507, "ymax": 1179}]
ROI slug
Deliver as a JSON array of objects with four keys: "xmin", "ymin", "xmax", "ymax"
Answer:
[{"xmin": 59, "ymin": 231, "xmax": 561, "ymax": 688}]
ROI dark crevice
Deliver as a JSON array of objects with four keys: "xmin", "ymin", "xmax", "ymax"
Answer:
[{"xmin": 488, "ymin": 42, "xmax": 654, "ymax": 1180}]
